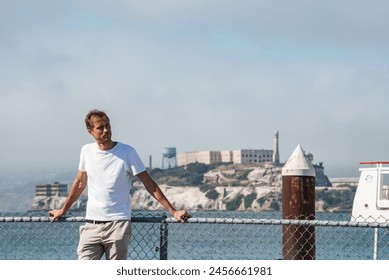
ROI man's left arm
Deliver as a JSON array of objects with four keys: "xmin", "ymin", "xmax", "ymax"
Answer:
[{"xmin": 137, "ymin": 171, "xmax": 191, "ymax": 223}]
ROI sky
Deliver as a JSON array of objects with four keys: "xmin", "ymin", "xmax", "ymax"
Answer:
[{"xmin": 1, "ymin": 0, "xmax": 389, "ymax": 178}]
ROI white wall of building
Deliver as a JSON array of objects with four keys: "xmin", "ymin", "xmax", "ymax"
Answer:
[{"xmin": 177, "ymin": 149, "xmax": 274, "ymax": 166}]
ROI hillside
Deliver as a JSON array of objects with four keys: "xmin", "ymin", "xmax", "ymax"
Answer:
[
  {"xmin": 5, "ymin": 162, "xmax": 356, "ymax": 213},
  {"xmin": 131, "ymin": 162, "xmax": 356, "ymax": 212}
]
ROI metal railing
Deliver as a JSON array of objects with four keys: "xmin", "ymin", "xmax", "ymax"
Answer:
[{"xmin": 0, "ymin": 212, "xmax": 388, "ymax": 260}]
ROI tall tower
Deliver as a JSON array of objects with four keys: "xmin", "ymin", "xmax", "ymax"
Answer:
[
  {"xmin": 272, "ymin": 130, "xmax": 280, "ymax": 165},
  {"xmin": 162, "ymin": 147, "xmax": 177, "ymax": 169}
]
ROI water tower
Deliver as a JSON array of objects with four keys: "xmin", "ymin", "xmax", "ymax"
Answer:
[{"xmin": 162, "ymin": 147, "xmax": 177, "ymax": 169}]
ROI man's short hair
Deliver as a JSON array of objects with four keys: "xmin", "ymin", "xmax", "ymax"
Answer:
[{"xmin": 85, "ymin": 109, "xmax": 110, "ymax": 129}]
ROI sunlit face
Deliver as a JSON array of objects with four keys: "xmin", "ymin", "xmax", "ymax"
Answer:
[{"xmin": 88, "ymin": 116, "xmax": 112, "ymax": 144}]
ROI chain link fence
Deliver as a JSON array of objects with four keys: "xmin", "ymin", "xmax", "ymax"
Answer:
[{"xmin": 0, "ymin": 211, "xmax": 388, "ymax": 260}]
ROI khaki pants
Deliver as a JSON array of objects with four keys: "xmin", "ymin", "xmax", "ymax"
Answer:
[{"xmin": 77, "ymin": 220, "xmax": 131, "ymax": 260}]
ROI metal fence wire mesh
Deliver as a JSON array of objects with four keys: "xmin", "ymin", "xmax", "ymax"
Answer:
[{"xmin": 0, "ymin": 212, "xmax": 388, "ymax": 260}]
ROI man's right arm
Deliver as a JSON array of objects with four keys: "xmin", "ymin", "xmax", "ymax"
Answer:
[{"xmin": 48, "ymin": 170, "xmax": 87, "ymax": 222}]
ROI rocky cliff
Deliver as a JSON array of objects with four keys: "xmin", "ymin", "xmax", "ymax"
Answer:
[
  {"xmin": 130, "ymin": 162, "xmax": 355, "ymax": 212},
  {"xmin": 29, "ymin": 162, "xmax": 355, "ymax": 213},
  {"xmin": 131, "ymin": 185, "xmax": 356, "ymax": 213}
]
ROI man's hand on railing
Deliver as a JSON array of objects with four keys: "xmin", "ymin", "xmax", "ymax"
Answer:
[
  {"xmin": 173, "ymin": 209, "xmax": 192, "ymax": 223},
  {"xmin": 48, "ymin": 209, "xmax": 65, "ymax": 223}
]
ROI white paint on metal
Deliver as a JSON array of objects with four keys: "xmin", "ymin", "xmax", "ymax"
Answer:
[
  {"xmin": 351, "ymin": 162, "xmax": 389, "ymax": 223},
  {"xmin": 282, "ymin": 144, "xmax": 316, "ymax": 177}
]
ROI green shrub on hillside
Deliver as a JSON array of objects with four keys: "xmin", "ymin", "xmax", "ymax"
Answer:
[
  {"xmin": 244, "ymin": 193, "xmax": 257, "ymax": 208},
  {"xmin": 269, "ymin": 200, "xmax": 280, "ymax": 211},
  {"xmin": 226, "ymin": 194, "xmax": 244, "ymax": 211},
  {"xmin": 206, "ymin": 189, "xmax": 219, "ymax": 200},
  {"xmin": 316, "ymin": 189, "xmax": 356, "ymax": 210}
]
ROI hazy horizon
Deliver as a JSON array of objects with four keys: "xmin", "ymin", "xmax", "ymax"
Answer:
[{"xmin": 2, "ymin": 1, "xmax": 389, "ymax": 179}]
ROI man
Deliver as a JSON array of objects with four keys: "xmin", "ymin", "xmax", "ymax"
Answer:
[{"xmin": 49, "ymin": 109, "xmax": 191, "ymax": 260}]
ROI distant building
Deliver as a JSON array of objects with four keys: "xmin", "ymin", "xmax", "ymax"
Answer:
[
  {"xmin": 329, "ymin": 177, "xmax": 359, "ymax": 187},
  {"xmin": 30, "ymin": 182, "xmax": 86, "ymax": 211},
  {"xmin": 30, "ymin": 182, "xmax": 68, "ymax": 211},
  {"xmin": 177, "ymin": 149, "xmax": 274, "ymax": 166},
  {"xmin": 177, "ymin": 130, "xmax": 279, "ymax": 166},
  {"xmin": 34, "ymin": 182, "xmax": 68, "ymax": 197},
  {"xmin": 233, "ymin": 149, "xmax": 274, "ymax": 164}
]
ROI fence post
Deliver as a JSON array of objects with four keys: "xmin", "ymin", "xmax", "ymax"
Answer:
[
  {"xmin": 159, "ymin": 214, "xmax": 168, "ymax": 260},
  {"xmin": 282, "ymin": 145, "xmax": 316, "ymax": 260},
  {"xmin": 374, "ymin": 228, "xmax": 379, "ymax": 260}
]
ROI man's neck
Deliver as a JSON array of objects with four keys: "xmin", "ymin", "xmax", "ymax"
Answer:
[{"xmin": 97, "ymin": 141, "xmax": 117, "ymax": 151}]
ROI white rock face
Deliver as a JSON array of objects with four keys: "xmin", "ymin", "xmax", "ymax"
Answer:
[
  {"xmin": 27, "ymin": 161, "xmax": 336, "ymax": 213},
  {"xmin": 130, "ymin": 184, "xmax": 281, "ymax": 211},
  {"xmin": 247, "ymin": 167, "xmax": 283, "ymax": 187},
  {"xmin": 129, "ymin": 162, "xmax": 334, "ymax": 212}
]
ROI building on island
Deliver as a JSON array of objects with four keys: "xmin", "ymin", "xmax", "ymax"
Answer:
[
  {"xmin": 177, "ymin": 130, "xmax": 280, "ymax": 167},
  {"xmin": 177, "ymin": 149, "xmax": 274, "ymax": 166}
]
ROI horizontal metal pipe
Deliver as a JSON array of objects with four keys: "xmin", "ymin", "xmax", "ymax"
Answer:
[{"xmin": 1, "ymin": 216, "xmax": 388, "ymax": 228}]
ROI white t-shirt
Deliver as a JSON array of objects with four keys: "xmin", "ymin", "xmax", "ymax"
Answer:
[{"xmin": 78, "ymin": 142, "xmax": 146, "ymax": 220}]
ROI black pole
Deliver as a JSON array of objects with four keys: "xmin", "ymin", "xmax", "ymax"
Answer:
[{"xmin": 159, "ymin": 214, "xmax": 168, "ymax": 260}]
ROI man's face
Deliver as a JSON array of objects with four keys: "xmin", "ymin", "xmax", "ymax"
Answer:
[{"xmin": 88, "ymin": 116, "xmax": 112, "ymax": 143}]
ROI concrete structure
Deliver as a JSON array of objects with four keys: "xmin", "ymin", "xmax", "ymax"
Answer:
[
  {"xmin": 233, "ymin": 149, "xmax": 273, "ymax": 164},
  {"xmin": 176, "ymin": 130, "xmax": 278, "ymax": 166},
  {"xmin": 30, "ymin": 182, "xmax": 68, "ymax": 211},
  {"xmin": 177, "ymin": 149, "xmax": 273, "ymax": 166},
  {"xmin": 30, "ymin": 181, "xmax": 87, "ymax": 211},
  {"xmin": 272, "ymin": 130, "xmax": 280, "ymax": 165},
  {"xmin": 329, "ymin": 177, "xmax": 359, "ymax": 187},
  {"xmin": 34, "ymin": 182, "xmax": 68, "ymax": 197}
]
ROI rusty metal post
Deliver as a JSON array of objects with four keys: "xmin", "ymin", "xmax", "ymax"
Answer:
[{"xmin": 282, "ymin": 145, "xmax": 316, "ymax": 260}]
